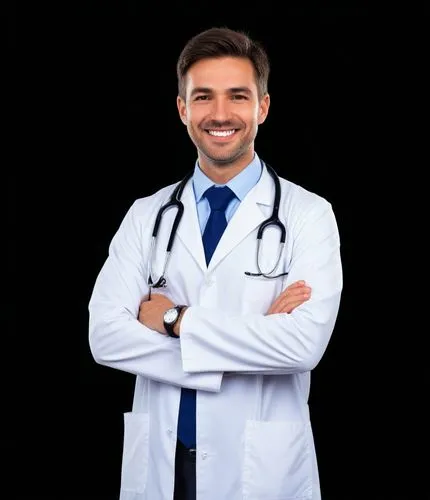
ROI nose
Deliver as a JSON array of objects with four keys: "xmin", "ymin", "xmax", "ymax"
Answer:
[{"xmin": 211, "ymin": 96, "xmax": 230, "ymax": 122}]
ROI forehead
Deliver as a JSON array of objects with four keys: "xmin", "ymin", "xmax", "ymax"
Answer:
[{"xmin": 185, "ymin": 56, "xmax": 258, "ymax": 93}]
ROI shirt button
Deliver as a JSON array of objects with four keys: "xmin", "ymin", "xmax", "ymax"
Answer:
[{"xmin": 201, "ymin": 452, "xmax": 208, "ymax": 460}]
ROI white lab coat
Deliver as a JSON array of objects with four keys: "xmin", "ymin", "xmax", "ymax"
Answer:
[{"xmin": 88, "ymin": 164, "xmax": 343, "ymax": 500}]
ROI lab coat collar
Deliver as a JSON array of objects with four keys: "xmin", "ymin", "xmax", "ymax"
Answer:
[{"xmin": 177, "ymin": 164, "xmax": 274, "ymax": 272}]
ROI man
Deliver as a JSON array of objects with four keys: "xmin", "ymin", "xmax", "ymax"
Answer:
[{"xmin": 88, "ymin": 26, "xmax": 343, "ymax": 500}]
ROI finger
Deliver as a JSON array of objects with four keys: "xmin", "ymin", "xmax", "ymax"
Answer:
[
  {"xmin": 279, "ymin": 294, "xmax": 311, "ymax": 313},
  {"xmin": 272, "ymin": 298, "xmax": 306, "ymax": 315},
  {"xmin": 270, "ymin": 290, "xmax": 310, "ymax": 314},
  {"xmin": 282, "ymin": 280, "xmax": 306, "ymax": 293},
  {"xmin": 284, "ymin": 286, "xmax": 311, "ymax": 299},
  {"xmin": 275, "ymin": 286, "xmax": 311, "ymax": 310},
  {"xmin": 270, "ymin": 283, "xmax": 304, "ymax": 310},
  {"xmin": 267, "ymin": 282, "xmax": 309, "ymax": 314},
  {"xmin": 288, "ymin": 280, "xmax": 306, "ymax": 288},
  {"xmin": 284, "ymin": 282, "xmax": 309, "ymax": 295},
  {"xmin": 268, "ymin": 287, "xmax": 304, "ymax": 313},
  {"xmin": 276, "ymin": 283, "xmax": 307, "ymax": 303},
  {"xmin": 282, "ymin": 300, "xmax": 306, "ymax": 314},
  {"xmin": 282, "ymin": 288, "xmax": 311, "ymax": 305}
]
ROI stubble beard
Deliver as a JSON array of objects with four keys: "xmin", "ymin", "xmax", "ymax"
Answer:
[
  {"xmin": 200, "ymin": 145, "xmax": 247, "ymax": 167},
  {"xmin": 191, "ymin": 126, "xmax": 256, "ymax": 169}
]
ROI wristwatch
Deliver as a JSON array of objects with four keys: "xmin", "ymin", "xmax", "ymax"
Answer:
[{"xmin": 163, "ymin": 305, "xmax": 186, "ymax": 338}]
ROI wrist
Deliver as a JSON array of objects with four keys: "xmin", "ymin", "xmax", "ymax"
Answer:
[{"xmin": 173, "ymin": 306, "xmax": 188, "ymax": 337}]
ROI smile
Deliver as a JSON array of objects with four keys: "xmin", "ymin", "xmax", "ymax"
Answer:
[{"xmin": 207, "ymin": 129, "xmax": 236, "ymax": 137}]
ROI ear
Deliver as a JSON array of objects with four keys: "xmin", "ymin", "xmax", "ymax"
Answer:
[
  {"xmin": 177, "ymin": 96, "xmax": 187, "ymax": 125},
  {"xmin": 257, "ymin": 93, "xmax": 270, "ymax": 125}
]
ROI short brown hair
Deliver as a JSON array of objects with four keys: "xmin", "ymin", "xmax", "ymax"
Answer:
[{"xmin": 176, "ymin": 27, "xmax": 270, "ymax": 101}]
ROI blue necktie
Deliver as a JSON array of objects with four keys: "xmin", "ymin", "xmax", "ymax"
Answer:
[{"xmin": 177, "ymin": 185, "xmax": 235, "ymax": 449}]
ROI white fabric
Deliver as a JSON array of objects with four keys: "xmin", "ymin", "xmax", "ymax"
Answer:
[{"xmin": 88, "ymin": 165, "xmax": 343, "ymax": 500}]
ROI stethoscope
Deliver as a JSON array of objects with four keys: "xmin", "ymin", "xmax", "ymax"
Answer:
[{"xmin": 147, "ymin": 160, "xmax": 288, "ymax": 298}]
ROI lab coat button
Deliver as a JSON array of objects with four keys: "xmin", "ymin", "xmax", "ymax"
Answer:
[{"xmin": 201, "ymin": 452, "xmax": 208, "ymax": 460}]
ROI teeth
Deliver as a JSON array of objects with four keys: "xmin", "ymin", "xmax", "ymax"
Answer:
[{"xmin": 208, "ymin": 129, "xmax": 235, "ymax": 137}]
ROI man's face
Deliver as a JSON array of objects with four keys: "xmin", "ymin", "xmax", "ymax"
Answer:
[{"xmin": 177, "ymin": 56, "xmax": 270, "ymax": 169}]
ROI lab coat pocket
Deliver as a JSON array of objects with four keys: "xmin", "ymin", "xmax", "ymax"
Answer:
[
  {"xmin": 243, "ymin": 275, "xmax": 282, "ymax": 314},
  {"xmin": 242, "ymin": 420, "xmax": 312, "ymax": 500},
  {"xmin": 121, "ymin": 412, "xmax": 150, "ymax": 493}
]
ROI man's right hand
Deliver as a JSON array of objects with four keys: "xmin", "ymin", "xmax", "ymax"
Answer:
[{"xmin": 267, "ymin": 280, "xmax": 311, "ymax": 315}]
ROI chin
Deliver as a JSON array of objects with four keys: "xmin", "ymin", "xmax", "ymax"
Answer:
[
  {"xmin": 201, "ymin": 145, "xmax": 242, "ymax": 162},
  {"xmin": 205, "ymin": 153, "xmax": 240, "ymax": 166}
]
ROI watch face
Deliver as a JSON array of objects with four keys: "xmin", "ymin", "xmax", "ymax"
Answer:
[{"xmin": 164, "ymin": 308, "xmax": 178, "ymax": 324}]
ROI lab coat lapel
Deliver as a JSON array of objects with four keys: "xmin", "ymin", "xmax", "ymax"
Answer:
[
  {"xmin": 208, "ymin": 166, "xmax": 274, "ymax": 270},
  {"xmin": 176, "ymin": 180, "xmax": 207, "ymax": 273}
]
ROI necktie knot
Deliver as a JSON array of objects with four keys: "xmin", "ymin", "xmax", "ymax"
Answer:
[{"xmin": 204, "ymin": 185, "xmax": 235, "ymax": 212}]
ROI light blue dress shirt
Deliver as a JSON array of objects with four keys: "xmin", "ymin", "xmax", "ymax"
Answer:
[{"xmin": 192, "ymin": 153, "xmax": 263, "ymax": 234}]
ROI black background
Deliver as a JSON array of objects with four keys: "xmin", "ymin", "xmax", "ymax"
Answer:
[{"xmin": 7, "ymin": 3, "xmax": 419, "ymax": 499}]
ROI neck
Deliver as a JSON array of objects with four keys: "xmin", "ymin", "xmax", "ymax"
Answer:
[{"xmin": 198, "ymin": 148, "xmax": 254, "ymax": 184}]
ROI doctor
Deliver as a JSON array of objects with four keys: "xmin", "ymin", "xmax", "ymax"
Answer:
[{"xmin": 88, "ymin": 26, "xmax": 343, "ymax": 500}]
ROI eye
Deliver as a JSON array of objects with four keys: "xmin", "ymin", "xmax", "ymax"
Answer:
[
  {"xmin": 231, "ymin": 94, "xmax": 248, "ymax": 101},
  {"xmin": 195, "ymin": 95, "xmax": 210, "ymax": 101}
]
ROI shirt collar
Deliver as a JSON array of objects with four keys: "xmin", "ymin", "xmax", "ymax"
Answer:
[{"xmin": 192, "ymin": 152, "xmax": 262, "ymax": 202}]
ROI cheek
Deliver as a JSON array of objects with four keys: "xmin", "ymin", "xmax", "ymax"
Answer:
[
  {"xmin": 246, "ymin": 106, "xmax": 261, "ymax": 123},
  {"xmin": 187, "ymin": 105, "xmax": 206, "ymax": 124}
]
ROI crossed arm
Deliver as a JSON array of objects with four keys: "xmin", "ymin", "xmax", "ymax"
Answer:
[
  {"xmin": 138, "ymin": 280, "xmax": 311, "ymax": 336},
  {"xmin": 89, "ymin": 273, "xmax": 310, "ymax": 392},
  {"xmin": 89, "ymin": 198, "xmax": 341, "ymax": 390}
]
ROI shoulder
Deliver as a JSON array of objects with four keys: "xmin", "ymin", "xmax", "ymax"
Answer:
[
  {"xmin": 127, "ymin": 180, "xmax": 181, "ymax": 218},
  {"xmin": 276, "ymin": 175, "xmax": 338, "ymax": 236},
  {"xmin": 278, "ymin": 175, "xmax": 332, "ymax": 212},
  {"xmin": 110, "ymin": 181, "xmax": 182, "ymax": 237}
]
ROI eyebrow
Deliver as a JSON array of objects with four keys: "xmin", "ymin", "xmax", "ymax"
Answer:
[{"xmin": 190, "ymin": 86, "xmax": 252, "ymax": 97}]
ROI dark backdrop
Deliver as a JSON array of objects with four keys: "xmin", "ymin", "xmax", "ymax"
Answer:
[{"xmin": 8, "ymin": 4, "xmax": 413, "ymax": 499}]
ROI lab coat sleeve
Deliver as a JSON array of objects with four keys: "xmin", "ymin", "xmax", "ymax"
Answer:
[
  {"xmin": 180, "ymin": 198, "xmax": 343, "ymax": 374},
  {"xmin": 88, "ymin": 201, "xmax": 222, "ymax": 392}
]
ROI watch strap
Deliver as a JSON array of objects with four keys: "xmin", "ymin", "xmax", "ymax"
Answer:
[{"xmin": 164, "ymin": 305, "xmax": 186, "ymax": 338}]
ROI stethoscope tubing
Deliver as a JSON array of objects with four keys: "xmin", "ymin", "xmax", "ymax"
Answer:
[{"xmin": 147, "ymin": 161, "xmax": 287, "ymax": 292}]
